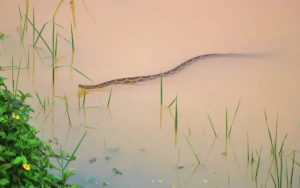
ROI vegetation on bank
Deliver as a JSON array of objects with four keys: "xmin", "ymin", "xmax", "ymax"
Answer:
[{"xmin": 0, "ymin": 76, "xmax": 78, "ymax": 187}]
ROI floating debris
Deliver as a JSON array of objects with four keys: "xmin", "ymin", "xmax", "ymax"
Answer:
[
  {"xmin": 176, "ymin": 165, "xmax": 185, "ymax": 170},
  {"xmin": 102, "ymin": 181, "xmax": 109, "ymax": 186},
  {"xmin": 112, "ymin": 168, "xmax": 122, "ymax": 175},
  {"xmin": 88, "ymin": 157, "xmax": 97, "ymax": 164},
  {"xmin": 138, "ymin": 148, "xmax": 146, "ymax": 152}
]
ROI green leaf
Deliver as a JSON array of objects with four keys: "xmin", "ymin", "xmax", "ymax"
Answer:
[
  {"xmin": 0, "ymin": 163, "xmax": 12, "ymax": 173},
  {"xmin": 102, "ymin": 181, "xmax": 109, "ymax": 186},
  {"xmin": 0, "ymin": 116, "xmax": 8, "ymax": 123},
  {"xmin": 13, "ymin": 156, "xmax": 23, "ymax": 165},
  {"xmin": 69, "ymin": 155, "xmax": 76, "ymax": 161},
  {"xmin": 13, "ymin": 155, "xmax": 27, "ymax": 165},
  {"xmin": 112, "ymin": 168, "xmax": 122, "ymax": 175},
  {"xmin": 3, "ymin": 150, "xmax": 16, "ymax": 157},
  {"xmin": 0, "ymin": 178, "xmax": 9, "ymax": 186},
  {"xmin": 0, "ymin": 156, "xmax": 5, "ymax": 162},
  {"xmin": 28, "ymin": 139, "xmax": 40, "ymax": 147}
]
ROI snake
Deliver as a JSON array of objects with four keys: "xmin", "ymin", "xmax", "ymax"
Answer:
[{"xmin": 78, "ymin": 53, "xmax": 257, "ymax": 89}]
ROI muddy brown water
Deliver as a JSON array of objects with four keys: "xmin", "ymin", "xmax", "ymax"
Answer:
[{"xmin": 1, "ymin": 0, "xmax": 300, "ymax": 187}]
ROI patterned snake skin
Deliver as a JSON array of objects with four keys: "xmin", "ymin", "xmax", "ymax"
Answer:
[{"xmin": 78, "ymin": 53, "xmax": 257, "ymax": 89}]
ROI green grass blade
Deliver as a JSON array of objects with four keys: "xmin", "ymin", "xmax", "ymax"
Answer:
[
  {"xmin": 52, "ymin": 17, "xmax": 56, "ymax": 84},
  {"xmin": 207, "ymin": 113, "xmax": 218, "ymax": 137},
  {"xmin": 63, "ymin": 131, "xmax": 87, "ymax": 170},
  {"xmin": 55, "ymin": 33, "xmax": 58, "ymax": 61},
  {"xmin": 71, "ymin": 24, "xmax": 75, "ymax": 52},
  {"xmin": 271, "ymin": 174, "xmax": 277, "ymax": 188},
  {"xmin": 160, "ymin": 74, "xmax": 163, "ymax": 105},
  {"xmin": 64, "ymin": 95, "xmax": 72, "ymax": 127},
  {"xmin": 25, "ymin": 15, "xmax": 53, "ymax": 54},
  {"xmin": 11, "ymin": 57, "xmax": 14, "ymax": 92},
  {"xmin": 247, "ymin": 133, "xmax": 250, "ymax": 164},
  {"xmin": 285, "ymin": 161, "xmax": 289, "ymax": 188},
  {"xmin": 228, "ymin": 99, "xmax": 241, "ymax": 136},
  {"xmin": 35, "ymin": 92, "xmax": 45, "ymax": 111},
  {"xmin": 82, "ymin": 89, "xmax": 87, "ymax": 107},
  {"xmin": 70, "ymin": 66, "xmax": 93, "ymax": 81},
  {"xmin": 225, "ymin": 107, "xmax": 228, "ymax": 138},
  {"xmin": 275, "ymin": 113, "xmax": 278, "ymax": 155},
  {"xmin": 33, "ymin": 22, "xmax": 48, "ymax": 47},
  {"xmin": 27, "ymin": 49, "xmax": 30, "ymax": 68},
  {"xmin": 279, "ymin": 134, "xmax": 287, "ymax": 156},
  {"xmin": 21, "ymin": 5, "xmax": 29, "ymax": 42},
  {"xmin": 290, "ymin": 150, "xmax": 295, "ymax": 186},
  {"xmin": 32, "ymin": 8, "xmax": 35, "ymax": 47},
  {"xmin": 53, "ymin": 0, "xmax": 64, "ymax": 17},
  {"xmin": 175, "ymin": 96, "xmax": 178, "ymax": 131},
  {"xmin": 168, "ymin": 97, "xmax": 176, "ymax": 108},
  {"xmin": 55, "ymin": 65, "xmax": 93, "ymax": 81},
  {"xmin": 255, "ymin": 150, "xmax": 261, "ymax": 181},
  {"xmin": 184, "ymin": 135, "xmax": 200, "ymax": 164},
  {"xmin": 107, "ymin": 89, "xmax": 112, "ymax": 107}
]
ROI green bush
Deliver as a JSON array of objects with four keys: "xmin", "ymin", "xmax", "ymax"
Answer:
[{"xmin": 0, "ymin": 76, "xmax": 77, "ymax": 187}]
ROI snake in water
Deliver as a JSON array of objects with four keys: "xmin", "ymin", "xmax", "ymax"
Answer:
[{"xmin": 78, "ymin": 53, "xmax": 258, "ymax": 89}]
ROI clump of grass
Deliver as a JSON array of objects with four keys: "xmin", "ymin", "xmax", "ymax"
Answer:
[
  {"xmin": 0, "ymin": 32, "xmax": 9, "ymax": 41},
  {"xmin": 18, "ymin": 2, "xmax": 29, "ymax": 43},
  {"xmin": 264, "ymin": 111, "xmax": 289, "ymax": 188}
]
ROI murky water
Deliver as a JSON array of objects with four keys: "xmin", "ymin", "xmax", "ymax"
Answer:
[{"xmin": 1, "ymin": 0, "xmax": 300, "ymax": 187}]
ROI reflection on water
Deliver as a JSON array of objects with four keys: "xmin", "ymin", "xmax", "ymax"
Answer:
[{"xmin": 1, "ymin": 0, "xmax": 300, "ymax": 187}]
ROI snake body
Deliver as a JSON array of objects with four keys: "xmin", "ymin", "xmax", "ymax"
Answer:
[{"xmin": 78, "ymin": 53, "xmax": 255, "ymax": 89}]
